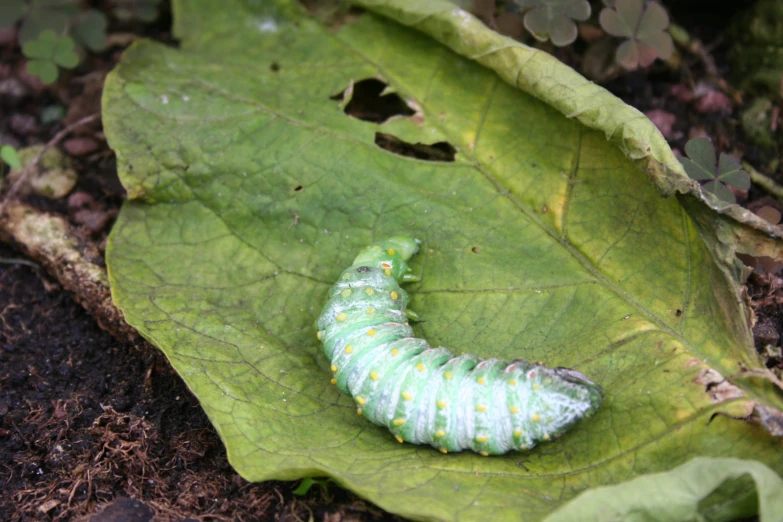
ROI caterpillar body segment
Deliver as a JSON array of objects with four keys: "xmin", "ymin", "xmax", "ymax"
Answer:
[{"xmin": 316, "ymin": 236, "xmax": 602, "ymax": 455}]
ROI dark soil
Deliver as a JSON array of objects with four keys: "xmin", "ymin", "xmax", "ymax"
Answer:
[
  {"xmin": 0, "ymin": 241, "xmax": 399, "ymax": 521},
  {"xmin": 1, "ymin": 0, "xmax": 782, "ymax": 521}
]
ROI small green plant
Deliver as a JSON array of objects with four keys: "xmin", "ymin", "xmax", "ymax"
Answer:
[
  {"xmin": 679, "ymin": 137, "xmax": 750, "ymax": 204},
  {"xmin": 599, "ymin": 0, "xmax": 674, "ymax": 69},
  {"xmin": 1, "ymin": 145, "xmax": 22, "ymax": 171},
  {"xmin": 23, "ymin": 29, "xmax": 79, "ymax": 83},
  {"xmin": 292, "ymin": 477, "xmax": 333, "ymax": 496},
  {"xmin": 511, "ymin": 0, "xmax": 591, "ymax": 47},
  {"xmin": 0, "ymin": 0, "xmax": 108, "ymax": 84}
]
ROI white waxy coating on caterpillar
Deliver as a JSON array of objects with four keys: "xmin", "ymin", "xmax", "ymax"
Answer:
[{"xmin": 316, "ymin": 236, "xmax": 602, "ymax": 455}]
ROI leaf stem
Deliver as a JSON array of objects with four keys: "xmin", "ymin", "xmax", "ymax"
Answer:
[{"xmin": 743, "ymin": 160, "xmax": 783, "ymax": 202}]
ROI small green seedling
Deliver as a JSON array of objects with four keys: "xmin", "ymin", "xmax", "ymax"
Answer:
[
  {"xmin": 292, "ymin": 477, "xmax": 334, "ymax": 496},
  {"xmin": 679, "ymin": 137, "xmax": 750, "ymax": 204},
  {"xmin": 513, "ymin": 0, "xmax": 591, "ymax": 47},
  {"xmin": 1, "ymin": 145, "xmax": 22, "ymax": 171},
  {"xmin": 599, "ymin": 0, "xmax": 673, "ymax": 69},
  {"xmin": 22, "ymin": 30, "xmax": 79, "ymax": 84}
]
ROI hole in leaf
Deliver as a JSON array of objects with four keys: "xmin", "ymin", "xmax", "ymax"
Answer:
[
  {"xmin": 471, "ymin": 247, "xmax": 480, "ymax": 253},
  {"xmin": 293, "ymin": 185, "xmax": 304, "ymax": 192},
  {"xmin": 374, "ymin": 132, "xmax": 456, "ymax": 162},
  {"xmin": 332, "ymin": 79, "xmax": 415, "ymax": 123},
  {"xmin": 270, "ymin": 62, "xmax": 280, "ymax": 72},
  {"xmin": 675, "ymin": 309, "xmax": 683, "ymax": 317}
]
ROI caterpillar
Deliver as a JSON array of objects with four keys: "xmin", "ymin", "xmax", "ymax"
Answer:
[{"xmin": 315, "ymin": 236, "xmax": 602, "ymax": 456}]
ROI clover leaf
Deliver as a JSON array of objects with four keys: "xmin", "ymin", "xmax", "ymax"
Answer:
[
  {"xmin": 22, "ymin": 29, "xmax": 79, "ymax": 84},
  {"xmin": 599, "ymin": 0, "xmax": 674, "ymax": 69},
  {"xmin": 73, "ymin": 9, "xmax": 109, "ymax": 52},
  {"xmin": 678, "ymin": 137, "xmax": 750, "ymax": 204},
  {"xmin": 514, "ymin": 0, "xmax": 591, "ymax": 47}
]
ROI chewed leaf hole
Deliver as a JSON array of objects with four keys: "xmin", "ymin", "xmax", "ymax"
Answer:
[
  {"xmin": 294, "ymin": 184, "xmax": 304, "ymax": 192},
  {"xmin": 375, "ymin": 132, "xmax": 456, "ymax": 162},
  {"xmin": 331, "ymin": 78, "xmax": 415, "ymax": 123}
]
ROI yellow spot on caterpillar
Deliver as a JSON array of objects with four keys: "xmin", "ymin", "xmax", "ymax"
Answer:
[
  {"xmin": 356, "ymin": 397, "xmax": 366, "ymax": 405},
  {"xmin": 381, "ymin": 262, "xmax": 392, "ymax": 269},
  {"xmin": 476, "ymin": 435, "xmax": 489, "ymax": 443},
  {"xmin": 367, "ymin": 329, "xmax": 376, "ymax": 336},
  {"xmin": 435, "ymin": 430, "xmax": 445, "ymax": 438},
  {"xmin": 477, "ymin": 377, "xmax": 486, "ymax": 385},
  {"xmin": 317, "ymin": 331, "xmax": 323, "ymax": 341},
  {"xmin": 513, "ymin": 430, "xmax": 522, "ymax": 438},
  {"xmin": 396, "ymin": 435, "xmax": 403, "ymax": 443},
  {"xmin": 345, "ymin": 345, "xmax": 353, "ymax": 354},
  {"xmin": 357, "ymin": 409, "xmax": 362, "ymax": 415},
  {"xmin": 384, "ymin": 269, "xmax": 392, "ymax": 276},
  {"xmin": 370, "ymin": 371, "xmax": 379, "ymax": 381},
  {"xmin": 330, "ymin": 365, "xmax": 337, "ymax": 373},
  {"xmin": 330, "ymin": 378, "xmax": 336, "ymax": 385},
  {"xmin": 532, "ymin": 413, "xmax": 540, "ymax": 422},
  {"xmin": 366, "ymin": 307, "xmax": 375, "ymax": 315},
  {"xmin": 390, "ymin": 291, "xmax": 399, "ymax": 300},
  {"xmin": 444, "ymin": 372, "xmax": 452, "ymax": 379},
  {"xmin": 437, "ymin": 400, "xmax": 447, "ymax": 409},
  {"xmin": 391, "ymin": 348, "xmax": 399, "ymax": 356},
  {"xmin": 365, "ymin": 287, "xmax": 375, "ymax": 296},
  {"xmin": 341, "ymin": 289, "xmax": 351, "ymax": 297},
  {"xmin": 388, "ymin": 248, "xmax": 395, "ymax": 255},
  {"xmin": 475, "ymin": 405, "xmax": 486, "ymax": 412},
  {"xmin": 393, "ymin": 418, "xmax": 405, "ymax": 426},
  {"xmin": 533, "ymin": 384, "xmax": 540, "ymax": 390},
  {"xmin": 508, "ymin": 379, "xmax": 517, "ymax": 386},
  {"xmin": 480, "ymin": 451, "xmax": 489, "ymax": 457},
  {"xmin": 416, "ymin": 363, "xmax": 425, "ymax": 372},
  {"xmin": 509, "ymin": 407, "xmax": 520, "ymax": 414},
  {"xmin": 543, "ymin": 434, "xmax": 550, "ymax": 441},
  {"xmin": 336, "ymin": 313, "xmax": 347, "ymax": 322},
  {"xmin": 402, "ymin": 392, "xmax": 413, "ymax": 401},
  {"xmin": 439, "ymin": 447, "xmax": 448, "ymax": 454},
  {"xmin": 342, "ymin": 273, "xmax": 350, "ymax": 281}
]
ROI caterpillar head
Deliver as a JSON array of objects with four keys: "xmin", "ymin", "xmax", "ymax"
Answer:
[{"xmin": 352, "ymin": 236, "xmax": 421, "ymax": 281}]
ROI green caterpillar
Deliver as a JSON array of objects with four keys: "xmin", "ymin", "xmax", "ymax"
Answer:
[{"xmin": 315, "ymin": 236, "xmax": 602, "ymax": 456}]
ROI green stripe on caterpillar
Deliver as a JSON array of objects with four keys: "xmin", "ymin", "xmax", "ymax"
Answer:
[{"xmin": 315, "ymin": 236, "xmax": 602, "ymax": 456}]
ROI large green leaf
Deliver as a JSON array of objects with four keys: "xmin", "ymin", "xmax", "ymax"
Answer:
[
  {"xmin": 546, "ymin": 457, "xmax": 783, "ymax": 522},
  {"xmin": 103, "ymin": 1, "xmax": 783, "ymax": 520}
]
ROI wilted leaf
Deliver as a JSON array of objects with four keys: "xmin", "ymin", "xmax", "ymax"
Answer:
[{"xmin": 103, "ymin": 1, "xmax": 783, "ymax": 521}]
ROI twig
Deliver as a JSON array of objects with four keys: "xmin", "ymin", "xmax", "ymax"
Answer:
[
  {"xmin": 743, "ymin": 161, "xmax": 783, "ymax": 202},
  {"xmin": 0, "ymin": 257, "xmax": 40, "ymax": 268},
  {"xmin": 0, "ymin": 112, "xmax": 100, "ymax": 216}
]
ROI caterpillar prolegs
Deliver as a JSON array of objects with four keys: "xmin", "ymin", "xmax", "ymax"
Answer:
[{"xmin": 315, "ymin": 236, "xmax": 602, "ymax": 456}]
